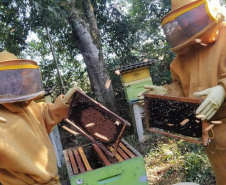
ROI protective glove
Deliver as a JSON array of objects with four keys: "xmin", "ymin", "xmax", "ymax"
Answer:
[
  {"xmin": 194, "ymin": 85, "xmax": 226, "ymax": 120},
  {"xmin": 0, "ymin": 117, "xmax": 7, "ymax": 123},
  {"xmin": 63, "ymin": 84, "xmax": 84, "ymax": 105},
  {"xmin": 137, "ymin": 85, "xmax": 168, "ymax": 105}
]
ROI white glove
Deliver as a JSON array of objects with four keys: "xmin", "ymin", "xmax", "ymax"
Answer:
[
  {"xmin": 194, "ymin": 85, "xmax": 226, "ymax": 120},
  {"xmin": 63, "ymin": 84, "xmax": 84, "ymax": 105},
  {"xmin": 0, "ymin": 117, "xmax": 7, "ymax": 123},
  {"xmin": 137, "ymin": 85, "xmax": 168, "ymax": 105}
]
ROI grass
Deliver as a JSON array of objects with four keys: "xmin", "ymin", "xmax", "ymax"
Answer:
[
  {"xmin": 58, "ymin": 163, "xmax": 70, "ymax": 183},
  {"xmin": 124, "ymin": 132, "xmax": 216, "ymax": 185}
]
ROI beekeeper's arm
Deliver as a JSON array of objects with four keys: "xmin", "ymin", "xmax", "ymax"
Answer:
[{"xmin": 138, "ymin": 61, "xmax": 184, "ymax": 103}]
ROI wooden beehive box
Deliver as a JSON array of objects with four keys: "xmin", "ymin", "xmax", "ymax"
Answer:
[
  {"xmin": 113, "ymin": 60, "xmax": 156, "ymax": 104},
  {"xmin": 144, "ymin": 94, "xmax": 203, "ymax": 144},
  {"xmin": 63, "ymin": 139, "xmax": 148, "ymax": 185}
]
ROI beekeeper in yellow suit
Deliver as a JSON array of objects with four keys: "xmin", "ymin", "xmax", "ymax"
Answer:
[
  {"xmin": 138, "ymin": 0, "xmax": 226, "ymax": 184},
  {"xmin": 0, "ymin": 52, "xmax": 79, "ymax": 185}
]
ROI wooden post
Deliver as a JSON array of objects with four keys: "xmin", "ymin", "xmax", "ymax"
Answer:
[{"xmin": 132, "ymin": 102, "xmax": 146, "ymax": 143}]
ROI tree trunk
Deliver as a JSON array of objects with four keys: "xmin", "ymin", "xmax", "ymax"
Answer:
[{"xmin": 65, "ymin": 0, "xmax": 118, "ymax": 113}]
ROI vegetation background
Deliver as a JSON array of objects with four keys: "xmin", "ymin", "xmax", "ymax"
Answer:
[{"xmin": 1, "ymin": 0, "xmax": 226, "ymax": 184}]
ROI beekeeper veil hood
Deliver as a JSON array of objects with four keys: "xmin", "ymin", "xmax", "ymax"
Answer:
[
  {"xmin": 0, "ymin": 52, "xmax": 45, "ymax": 104},
  {"xmin": 161, "ymin": 0, "xmax": 225, "ymax": 53}
]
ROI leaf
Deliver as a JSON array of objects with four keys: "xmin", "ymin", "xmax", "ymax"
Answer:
[
  {"xmin": 47, "ymin": 5, "xmax": 54, "ymax": 12},
  {"xmin": 34, "ymin": 2, "xmax": 41, "ymax": 11}
]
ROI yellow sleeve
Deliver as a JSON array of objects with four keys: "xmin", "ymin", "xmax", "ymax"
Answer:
[{"xmin": 37, "ymin": 95, "xmax": 69, "ymax": 134}]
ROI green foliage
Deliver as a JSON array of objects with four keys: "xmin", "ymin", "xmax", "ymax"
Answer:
[
  {"xmin": 125, "ymin": 134, "xmax": 215, "ymax": 185},
  {"xmin": 94, "ymin": 0, "xmax": 175, "ymax": 91},
  {"xmin": 58, "ymin": 164, "xmax": 69, "ymax": 182},
  {"xmin": 147, "ymin": 138, "xmax": 215, "ymax": 185},
  {"xmin": 0, "ymin": 0, "xmax": 175, "ymax": 109},
  {"xmin": 0, "ymin": 1, "xmax": 29, "ymax": 54},
  {"xmin": 183, "ymin": 152, "xmax": 215, "ymax": 184},
  {"xmin": 177, "ymin": 141, "xmax": 215, "ymax": 185}
]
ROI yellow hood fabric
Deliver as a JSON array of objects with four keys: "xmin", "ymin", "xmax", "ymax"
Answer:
[
  {"xmin": 0, "ymin": 95, "xmax": 69, "ymax": 185},
  {"xmin": 164, "ymin": 22, "xmax": 226, "ymax": 185}
]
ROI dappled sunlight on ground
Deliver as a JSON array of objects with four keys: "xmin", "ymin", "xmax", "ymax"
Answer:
[{"xmin": 124, "ymin": 133, "xmax": 215, "ymax": 185}]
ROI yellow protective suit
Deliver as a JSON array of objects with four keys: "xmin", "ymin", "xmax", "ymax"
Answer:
[
  {"xmin": 164, "ymin": 22, "xmax": 226, "ymax": 185},
  {"xmin": 0, "ymin": 95, "xmax": 69, "ymax": 185}
]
